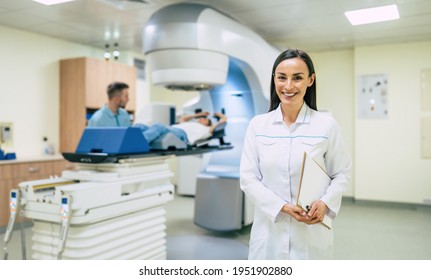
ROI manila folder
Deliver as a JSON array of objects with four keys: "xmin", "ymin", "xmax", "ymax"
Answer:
[{"xmin": 297, "ymin": 151, "xmax": 332, "ymax": 229}]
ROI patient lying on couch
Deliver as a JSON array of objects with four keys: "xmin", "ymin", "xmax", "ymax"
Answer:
[{"xmin": 134, "ymin": 111, "xmax": 227, "ymax": 146}]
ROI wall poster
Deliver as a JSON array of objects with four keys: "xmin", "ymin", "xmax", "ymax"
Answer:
[{"xmin": 357, "ymin": 74, "xmax": 388, "ymax": 119}]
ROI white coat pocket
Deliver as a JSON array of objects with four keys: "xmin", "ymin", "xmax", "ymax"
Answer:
[
  {"xmin": 256, "ymin": 137, "xmax": 289, "ymax": 171},
  {"xmin": 300, "ymin": 138, "xmax": 328, "ymax": 163}
]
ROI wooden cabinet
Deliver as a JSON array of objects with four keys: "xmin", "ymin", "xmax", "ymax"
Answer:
[
  {"xmin": 60, "ymin": 57, "xmax": 137, "ymax": 153},
  {"xmin": 0, "ymin": 158, "xmax": 76, "ymax": 227}
]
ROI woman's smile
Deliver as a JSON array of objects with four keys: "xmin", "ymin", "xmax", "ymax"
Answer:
[{"xmin": 282, "ymin": 92, "xmax": 299, "ymax": 97}]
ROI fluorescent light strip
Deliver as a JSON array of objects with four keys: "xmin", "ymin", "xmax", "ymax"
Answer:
[
  {"xmin": 345, "ymin": 4, "xmax": 400, "ymax": 26},
  {"xmin": 32, "ymin": 0, "xmax": 75, "ymax": 5}
]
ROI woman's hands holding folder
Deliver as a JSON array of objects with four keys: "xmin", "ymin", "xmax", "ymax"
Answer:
[
  {"xmin": 282, "ymin": 200, "xmax": 328, "ymax": 225},
  {"xmin": 305, "ymin": 200, "xmax": 328, "ymax": 224},
  {"xmin": 281, "ymin": 204, "xmax": 311, "ymax": 223}
]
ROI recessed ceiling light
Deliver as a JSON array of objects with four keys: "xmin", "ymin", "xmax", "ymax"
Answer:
[
  {"xmin": 32, "ymin": 0, "xmax": 75, "ymax": 5},
  {"xmin": 345, "ymin": 4, "xmax": 400, "ymax": 26}
]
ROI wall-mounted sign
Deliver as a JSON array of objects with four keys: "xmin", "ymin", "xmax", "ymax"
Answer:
[{"xmin": 357, "ymin": 74, "xmax": 388, "ymax": 119}]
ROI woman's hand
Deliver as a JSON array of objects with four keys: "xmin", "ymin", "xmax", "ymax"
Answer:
[
  {"xmin": 305, "ymin": 200, "xmax": 328, "ymax": 225},
  {"xmin": 281, "ymin": 204, "xmax": 311, "ymax": 223},
  {"xmin": 281, "ymin": 201, "xmax": 328, "ymax": 225}
]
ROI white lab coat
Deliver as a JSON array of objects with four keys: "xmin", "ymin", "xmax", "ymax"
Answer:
[{"xmin": 240, "ymin": 103, "xmax": 351, "ymax": 259}]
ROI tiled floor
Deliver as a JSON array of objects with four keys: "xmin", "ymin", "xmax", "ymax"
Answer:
[{"xmin": 1, "ymin": 195, "xmax": 430, "ymax": 260}]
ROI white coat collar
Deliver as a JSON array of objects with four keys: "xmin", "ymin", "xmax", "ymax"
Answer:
[{"xmin": 273, "ymin": 102, "xmax": 310, "ymax": 124}]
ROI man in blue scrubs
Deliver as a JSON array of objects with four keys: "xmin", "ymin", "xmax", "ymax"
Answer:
[{"xmin": 88, "ymin": 82, "xmax": 132, "ymax": 127}]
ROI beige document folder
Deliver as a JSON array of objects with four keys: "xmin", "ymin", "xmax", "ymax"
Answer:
[{"xmin": 297, "ymin": 151, "xmax": 332, "ymax": 229}]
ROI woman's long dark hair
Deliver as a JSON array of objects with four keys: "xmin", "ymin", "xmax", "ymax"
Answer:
[{"xmin": 268, "ymin": 49, "xmax": 317, "ymax": 111}]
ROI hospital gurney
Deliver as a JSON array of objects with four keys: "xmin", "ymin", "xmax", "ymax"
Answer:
[{"xmin": 3, "ymin": 127, "xmax": 232, "ymax": 260}]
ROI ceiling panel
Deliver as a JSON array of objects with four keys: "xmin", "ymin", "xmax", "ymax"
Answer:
[
  {"xmin": 258, "ymin": 25, "xmax": 316, "ymax": 42},
  {"xmin": 0, "ymin": 0, "xmax": 430, "ymax": 53},
  {"xmin": 0, "ymin": 0, "xmax": 40, "ymax": 10},
  {"xmin": 188, "ymin": 0, "xmax": 298, "ymax": 14},
  {"xmin": 18, "ymin": 5, "xmax": 81, "ymax": 22},
  {"xmin": 398, "ymin": 13, "xmax": 431, "ymax": 27},
  {"xmin": 231, "ymin": 7, "xmax": 295, "ymax": 26},
  {"xmin": 335, "ymin": 0, "xmax": 397, "ymax": 11},
  {"xmin": 399, "ymin": 2, "xmax": 431, "ymax": 15},
  {"xmin": 25, "ymin": 22, "xmax": 100, "ymax": 44},
  {"xmin": 276, "ymin": 0, "xmax": 343, "ymax": 17},
  {"xmin": 302, "ymin": 12, "xmax": 352, "ymax": 32},
  {"xmin": 116, "ymin": 6, "xmax": 161, "ymax": 24},
  {"xmin": 395, "ymin": 0, "xmax": 430, "ymax": 4},
  {"xmin": 95, "ymin": 0, "xmax": 158, "ymax": 11},
  {"xmin": 0, "ymin": 11, "xmax": 47, "ymax": 29},
  {"xmin": 60, "ymin": 0, "xmax": 126, "ymax": 15}
]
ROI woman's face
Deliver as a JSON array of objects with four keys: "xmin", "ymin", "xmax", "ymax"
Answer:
[{"xmin": 274, "ymin": 57, "xmax": 315, "ymax": 108}]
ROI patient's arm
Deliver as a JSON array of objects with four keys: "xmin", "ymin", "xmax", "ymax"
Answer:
[
  {"xmin": 179, "ymin": 111, "xmax": 210, "ymax": 123},
  {"xmin": 209, "ymin": 113, "xmax": 227, "ymax": 134}
]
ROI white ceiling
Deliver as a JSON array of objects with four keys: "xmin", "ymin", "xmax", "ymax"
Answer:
[{"xmin": 0, "ymin": 0, "xmax": 430, "ymax": 54}]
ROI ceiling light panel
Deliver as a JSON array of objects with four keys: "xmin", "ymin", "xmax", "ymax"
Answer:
[{"xmin": 345, "ymin": 4, "xmax": 400, "ymax": 26}]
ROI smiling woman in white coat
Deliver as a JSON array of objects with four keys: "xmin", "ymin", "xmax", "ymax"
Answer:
[{"xmin": 240, "ymin": 49, "xmax": 351, "ymax": 260}]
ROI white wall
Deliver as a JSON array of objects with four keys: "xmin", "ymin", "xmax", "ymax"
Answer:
[
  {"xmin": 354, "ymin": 41, "xmax": 431, "ymax": 204},
  {"xmin": 0, "ymin": 25, "xmax": 100, "ymax": 157},
  {"xmin": 0, "ymin": 26, "xmax": 144, "ymax": 158},
  {"xmin": 311, "ymin": 43, "xmax": 431, "ymax": 204},
  {"xmin": 311, "ymin": 50, "xmax": 355, "ymax": 197}
]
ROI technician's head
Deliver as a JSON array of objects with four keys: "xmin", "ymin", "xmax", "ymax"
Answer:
[
  {"xmin": 269, "ymin": 49, "xmax": 317, "ymax": 112},
  {"xmin": 107, "ymin": 82, "xmax": 129, "ymax": 109}
]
